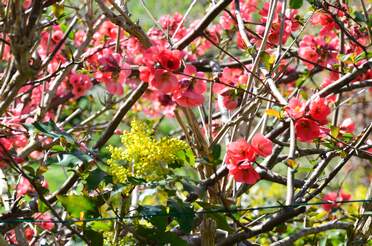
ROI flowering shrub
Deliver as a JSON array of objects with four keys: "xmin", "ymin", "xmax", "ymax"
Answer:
[{"xmin": 0, "ymin": 0, "xmax": 371, "ymax": 245}]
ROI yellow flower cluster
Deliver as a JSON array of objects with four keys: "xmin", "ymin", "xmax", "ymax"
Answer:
[{"xmin": 107, "ymin": 120, "xmax": 191, "ymax": 183}]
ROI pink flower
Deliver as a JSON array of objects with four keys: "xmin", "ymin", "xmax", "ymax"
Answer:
[
  {"xmin": 220, "ymin": 88, "xmax": 242, "ymax": 110},
  {"xmin": 93, "ymin": 51, "xmax": 132, "ymax": 95},
  {"xmin": 16, "ymin": 176, "xmax": 48, "ymax": 198},
  {"xmin": 34, "ymin": 212, "xmax": 55, "ymax": 231},
  {"xmin": 213, "ymin": 67, "xmax": 242, "ymax": 94},
  {"xmin": 0, "ymin": 138, "xmax": 13, "ymax": 168},
  {"xmin": 311, "ymin": 12, "xmax": 337, "ymax": 36},
  {"xmin": 322, "ymin": 190, "xmax": 351, "ymax": 211},
  {"xmin": 6, "ymin": 227, "xmax": 34, "ymax": 244},
  {"xmin": 340, "ymin": 118, "xmax": 355, "ymax": 133},
  {"xmin": 173, "ymin": 88, "xmax": 204, "ymax": 107},
  {"xmin": 172, "ymin": 65, "xmax": 206, "ymax": 107},
  {"xmin": 150, "ymin": 69, "xmax": 178, "ymax": 93},
  {"xmin": 295, "ymin": 118, "xmax": 321, "ymax": 142},
  {"xmin": 228, "ymin": 161, "xmax": 260, "ymax": 184},
  {"xmin": 285, "ymin": 97, "xmax": 305, "ymax": 120},
  {"xmin": 157, "ymin": 49, "xmax": 182, "ymax": 71},
  {"xmin": 69, "ymin": 72, "xmax": 92, "ymax": 98},
  {"xmin": 251, "ymin": 133, "xmax": 273, "ymax": 157},
  {"xmin": 298, "ymin": 47, "xmax": 319, "ymax": 69},
  {"xmin": 226, "ymin": 139, "xmax": 256, "ymax": 165},
  {"xmin": 309, "ymin": 97, "xmax": 331, "ymax": 125}
]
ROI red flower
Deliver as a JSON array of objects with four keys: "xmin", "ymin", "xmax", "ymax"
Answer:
[
  {"xmin": 220, "ymin": 88, "xmax": 243, "ymax": 110},
  {"xmin": 34, "ymin": 212, "xmax": 55, "ymax": 231},
  {"xmin": 228, "ymin": 161, "xmax": 260, "ymax": 184},
  {"xmin": 285, "ymin": 97, "xmax": 305, "ymax": 120},
  {"xmin": 16, "ymin": 176, "xmax": 48, "ymax": 198},
  {"xmin": 226, "ymin": 139, "xmax": 256, "ymax": 165},
  {"xmin": 322, "ymin": 190, "xmax": 351, "ymax": 211},
  {"xmin": 173, "ymin": 89, "xmax": 204, "ymax": 107},
  {"xmin": 309, "ymin": 97, "xmax": 331, "ymax": 125},
  {"xmin": 340, "ymin": 118, "xmax": 355, "ymax": 133},
  {"xmin": 172, "ymin": 65, "xmax": 206, "ymax": 107},
  {"xmin": 295, "ymin": 118, "xmax": 321, "ymax": 142},
  {"xmin": 251, "ymin": 133, "xmax": 273, "ymax": 157},
  {"xmin": 150, "ymin": 69, "xmax": 178, "ymax": 93},
  {"xmin": 157, "ymin": 49, "xmax": 182, "ymax": 71},
  {"xmin": 6, "ymin": 227, "xmax": 34, "ymax": 244},
  {"xmin": 69, "ymin": 72, "xmax": 92, "ymax": 98}
]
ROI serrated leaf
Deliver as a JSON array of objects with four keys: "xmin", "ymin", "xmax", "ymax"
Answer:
[
  {"xmin": 168, "ymin": 199, "xmax": 194, "ymax": 233},
  {"xmin": 139, "ymin": 205, "xmax": 168, "ymax": 231}
]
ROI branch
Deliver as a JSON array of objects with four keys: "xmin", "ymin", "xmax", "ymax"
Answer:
[
  {"xmin": 271, "ymin": 221, "xmax": 352, "ymax": 246},
  {"xmin": 94, "ymin": 81, "xmax": 148, "ymax": 149},
  {"xmin": 173, "ymin": 0, "xmax": 233, "ymax": 50},
  {"xmin": 95, "ymin": 0, "xmax": 152, "ymax": 48},
  {"xmin": 217, "ymin": 207, "xmax": 306, "ymax": 246},
  {"xmin": 318, "ymin": 59, "xmax": 372, "ymax": 98}
]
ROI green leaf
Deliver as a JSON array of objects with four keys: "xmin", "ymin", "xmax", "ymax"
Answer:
[
  {"xmin": 135, "ymin": 225, "xmax": 187, "ymax": 246},
  {"xmin": 57, "ymin": 154, "xmax": 81, "ymax": 166},
  {"xmin": 57, "ymin": 195, "xmax": 96, "ymax": 218},
  {"xmin": 342, "ymin": 133, "xmax": 354, "ymax": 142},
  {"xmin": 22, "ymin": 165, "xmax": 36, "ymax": 177},
  {"xmin": 88, "ymin": 221, "xmax": 112, "ymax": 232},
  {"xmin": 261, "ymin": 51, "xmax": 274, "ymax": 70},
  {"xmin": 23, "ymin": 121, "xmax": 75, "ymax": 144},
  {"xmin": 185, "ymin": 148, "xmax": 195, "ymax": 165},
  {"xmin": 54, "ymin": 149, "xmax": 93, "ymax": 167},
  {"xmin": 78, "ymin": 97, "xmax": 90, "ymax": 110},
  {"xmin": 139, "ymin": 205, "xmax": 168, "ymax": 231},
  {"xmin": 330, "ymin": 125, "xmax": 340, "ymax": 138},
  {"xmin": 86, "ymin": 167, "xmax": 109, "ymax": 191},
  {"xmin": 38, "ymin": 199, "xmax": 49, "ymax": 213},
  {"xmin": 52, "ymin": 3, "xmax": 65, "ymax": 18},
  {"xmin": 127, "ymin": 176, "xmax": 147, "ymax": 185},
  {"xmin": 168, "ymin": 199, "xmax": 194, "ymax": 233},
  {"xmin": 51, "ymin": 145, "xmax": 66, "ymax": 152},
  {"xmin": 211, "ymin": 144, "xmax": 221, "ymax": 160}
]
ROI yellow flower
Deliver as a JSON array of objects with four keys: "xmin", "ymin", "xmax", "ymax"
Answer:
[{"xmin": 107, "ymin": 120, "xmax": 192, "ymax": 183}]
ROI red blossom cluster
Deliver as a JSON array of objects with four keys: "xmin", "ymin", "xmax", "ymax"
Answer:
[
  {"xmin": 322, "ymin": 190, "xmax": 352, "ymax": 211},
  {"xmin": 285, "ymin": 97, "xmax": 332, "ymax": 142},
  {"xmin": 5, "ymin": 212, "xmax": 54, "ymax": 244},
  {"xmin": 226, "ymin": 133, "xmax": 273, "ymax": 184}
]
